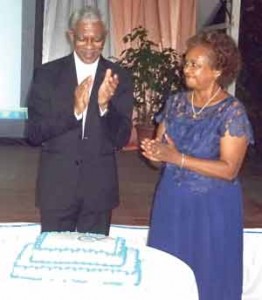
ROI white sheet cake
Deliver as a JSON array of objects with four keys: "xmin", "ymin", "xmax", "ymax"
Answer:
[
  {"xmin": 31, "ymin": 231, "xmax": 127, "ymax": 266},
  {"xmin": 10, "ymin": 231, "xmax": 142, "ymax": 286}
]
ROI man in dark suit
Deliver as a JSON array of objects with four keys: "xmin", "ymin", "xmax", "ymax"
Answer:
[{"xmin": 27, "ymin": 6, "xmax": 134, "ymax": 235}]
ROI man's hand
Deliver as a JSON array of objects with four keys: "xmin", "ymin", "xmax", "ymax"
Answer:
[
  {"xmin": 98, "ymin": 69, "xmax": 119, "ymax": 110},
  {"xmin": 74, "ymin": 76, "xmax": 93, "ymax": 115}
]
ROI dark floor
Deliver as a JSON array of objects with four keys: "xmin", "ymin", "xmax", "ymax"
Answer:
[{"xmin": 0, "ymin": 141, "xmax": 261, "ymax": 228}]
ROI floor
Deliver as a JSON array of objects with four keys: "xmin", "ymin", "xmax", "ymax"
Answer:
[{"xmin": 0, "ymin": 141, "xmax": 262, "ymax": 228}]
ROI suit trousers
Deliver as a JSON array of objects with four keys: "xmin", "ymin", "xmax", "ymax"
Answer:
[{"xmin": 40, "ymin": 197, "xmax": 112, "ymax": 235}]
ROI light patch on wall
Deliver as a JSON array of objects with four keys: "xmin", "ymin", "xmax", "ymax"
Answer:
[{"xmin": 0, "ymin": 1, "xmax": 22, "ymax": 113}]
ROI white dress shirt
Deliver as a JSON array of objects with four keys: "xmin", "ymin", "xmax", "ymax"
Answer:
[{"xmin": 74, "ymin": 52, "xmax": 99, "ymax": 138}]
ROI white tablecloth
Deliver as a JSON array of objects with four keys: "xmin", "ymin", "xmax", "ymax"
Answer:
[
  {"xmin": 0, "ymin": 223, "xmax": 199, "ymax": 300},
  {"xmin": 112, "ymin": 226, "xmax": 262, "ymax": 300},
  {"xmin": 0, "ymin": 223, "xmax": 261, "ymax": 300},
  {"xmin": 242, "ymin": 229, "xmax": 262, "ymax": 300}
]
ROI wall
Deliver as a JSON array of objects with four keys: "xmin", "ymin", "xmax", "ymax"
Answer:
[{"xmin": 0, "ymin": 0, "xmax": 35, "ymax": 138}]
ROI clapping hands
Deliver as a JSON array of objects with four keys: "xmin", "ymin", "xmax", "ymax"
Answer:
[
  {"xmin": 140, "ymin": 134, "xmax": 180, "ymax": 164},
  {"xmin": 74, "ymin": 68, "xmax": 119, "ymax": 116}
]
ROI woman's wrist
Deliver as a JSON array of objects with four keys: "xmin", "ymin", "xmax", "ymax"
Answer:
[{"xmin": 170, "ymin": 151, "xmax": 182, "ymax": 166}]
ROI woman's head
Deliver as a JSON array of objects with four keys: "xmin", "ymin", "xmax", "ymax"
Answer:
[{"xmin": 184, "ymin": 30, "xmax": 242, "ymax": 89}]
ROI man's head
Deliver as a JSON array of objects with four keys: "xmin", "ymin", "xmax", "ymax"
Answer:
[{"xmin": 67, "ymin": 6, "xmax": 107, "ymax": 64}]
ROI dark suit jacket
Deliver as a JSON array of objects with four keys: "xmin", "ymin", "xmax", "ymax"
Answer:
[{"xmin": 27, "ymin": 54, "xmax": 134, "ymax": 212}]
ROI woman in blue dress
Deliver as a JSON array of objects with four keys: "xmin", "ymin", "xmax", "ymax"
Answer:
[{"xmin": 141, "ymin": 30, "xmax": 254, "ymax": 300}]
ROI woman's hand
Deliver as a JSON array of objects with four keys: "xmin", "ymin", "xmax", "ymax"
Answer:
[
  {"xmin": 140, "ymin": 138, "xmax": 161, "ymax": 162},
  {"xmin": 140, "ymin": 134, "xmax": 181, "ymax": 164}
]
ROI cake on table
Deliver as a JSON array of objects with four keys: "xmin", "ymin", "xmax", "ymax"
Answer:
[
  {"xmin": 11, "ymin": 231, "xmax": 141, "ymax": 286},
  {"xmin": 0, "ymin": 224, "xmax": 199, "ymax": 300}
]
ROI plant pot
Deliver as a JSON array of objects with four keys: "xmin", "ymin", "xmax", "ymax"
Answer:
[
  {"xmin": 123, "ymin": 125, "xmax": 138, "ymax": 151},
  {"xmin": 135, "ymin": 124, "xmax": 156, "ymax": 146}
]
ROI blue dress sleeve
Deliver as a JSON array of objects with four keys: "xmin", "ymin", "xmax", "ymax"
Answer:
[
  {"xmin": 219, "ymin": 99, "xmax": 254, "ymax": 144},
  {"xmin": 155, "ymin": 93, "xmax": 180, "ymax": 124},
  {"xmin": 155, "ymin": 96, "xmax": 170, "ymax": 124}
]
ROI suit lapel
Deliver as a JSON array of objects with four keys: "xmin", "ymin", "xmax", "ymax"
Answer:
[
  {"xmin": 83, "ymin": 57, "xmax": 108, "ymax": 137},
  {"xmin": 89, "ymin": 57, "xmax": 107, "ymax": 104}
]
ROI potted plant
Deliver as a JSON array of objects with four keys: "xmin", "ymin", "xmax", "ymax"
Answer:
[{"xmin": 117, "ymin": 26, "xmax": 184, "ymax": 142}]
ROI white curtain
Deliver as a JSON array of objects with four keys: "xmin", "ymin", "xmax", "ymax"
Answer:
[{"xmin": 43, "ymin": 0, "xmax": 114, "ymax": 63}]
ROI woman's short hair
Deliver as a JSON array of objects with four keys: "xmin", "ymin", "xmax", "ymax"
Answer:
[{"xmin": 186, "ymin": 30, "xmax": 242, "ymax": 88}]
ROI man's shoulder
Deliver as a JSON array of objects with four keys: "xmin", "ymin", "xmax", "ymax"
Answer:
[
  {"xmin": 40, "ymin": 54, "xmax": 73, "ymax": 71},
  {"xmin": 100, "ymin": 56, "xmax": 130, "ymax": 76},
  {"xmin": 32, "ymin": 54, "xmax": 74, "ymax": 82}
]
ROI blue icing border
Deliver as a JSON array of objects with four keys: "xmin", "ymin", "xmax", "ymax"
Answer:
[
  {"xmin": 29, "ymin": 246, "xmax": 128, "ymax": 268},
  {"xmin": 10, "ymin": 243, "xmax": 142, "ymax": 286},
  {"xmin": 35, "ymin": 232, "xmax": 123, "ymax": 254},
  {"xmin": 32, "ymin": 232, "xmax": 127, "ymax": 267}
]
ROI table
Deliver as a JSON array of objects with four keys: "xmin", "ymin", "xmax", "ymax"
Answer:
[
  {"xmin": 0, "ymin": 223, "xmax": 199, "ymax": 300},
  {"xmin": 1, "ymin": 223, "xmax": 261, "ymax": 300},
  {"xmin": 242, "ymin": 228, "xmax": 262, "ymax": 300}
]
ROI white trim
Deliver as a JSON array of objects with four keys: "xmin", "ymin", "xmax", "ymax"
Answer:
[{"xmin": 227, "ymin": 0, "xmax": 241, "ymax": 96}]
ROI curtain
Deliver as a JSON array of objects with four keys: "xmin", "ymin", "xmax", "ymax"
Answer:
[
  {"xmin": 42, "ymin": 0, "xmax": 113, "ymax": 63},
  {"xmin": 109, "ymin": 0, "xmax": 196, "ymax": 57},
  {"xmin": 43, "ymin": 0, "xmax": 196, "ymax": 63}
]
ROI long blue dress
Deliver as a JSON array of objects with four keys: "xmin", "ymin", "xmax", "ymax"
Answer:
[{"xmin": 147, "ymin": 92, "xmax": 254, "ymax": 300}]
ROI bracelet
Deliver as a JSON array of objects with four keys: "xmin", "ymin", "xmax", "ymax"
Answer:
[{"xmin": 180, "ymin": 153, "xmax": 186, "ymax": 169}]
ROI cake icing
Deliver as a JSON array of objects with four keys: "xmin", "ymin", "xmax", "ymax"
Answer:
[
  {"xmin": 31, "ymin": 232, "xmax": 127, "ymax": 266},
  {"xmin": 10, "ymin": 231, "xmax": 142, "ymax": 286}
]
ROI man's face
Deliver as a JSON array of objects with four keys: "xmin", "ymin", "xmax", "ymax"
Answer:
[{"xmin": 68, "ymin": 20, "xmax": 106, "ymax": 64}]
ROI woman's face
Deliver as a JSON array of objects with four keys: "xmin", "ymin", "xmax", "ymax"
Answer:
[{"xmin": 183, "ymin": 45, "xmax": 220, "ymax": 90}]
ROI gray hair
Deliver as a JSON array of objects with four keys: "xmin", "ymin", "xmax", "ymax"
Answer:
[{"xmin": 69, "ymin": 6, "xmax": 106, "ymax": 31}]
